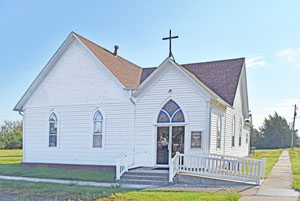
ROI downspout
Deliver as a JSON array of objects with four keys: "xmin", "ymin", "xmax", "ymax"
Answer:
[{"xmin": 129, "ymin": 89, "xmax": 136, "ymax": 153}]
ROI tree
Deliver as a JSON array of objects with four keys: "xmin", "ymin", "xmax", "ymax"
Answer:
[
  {"xmin": 0, "ymin": 120, "xmax": 23, "ymax": 149},
  {"xmin": 252, "ymin": 112, "xmax": 299, "ymax": 149}
]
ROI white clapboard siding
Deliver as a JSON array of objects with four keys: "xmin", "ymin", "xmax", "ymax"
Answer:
[
  {"xmin": 22, "ymin": 36, "xmax": 250, "ymax": 167},
  {"xmin": 23, "ymin": 38, "xmax": 134, "ymax": 166},
  {"xmin": 135, "ymin": 66, "xmax": 210, "ymax": 166},
  {"xmin": 210, "ymin": 76, "xmax": 250, "ymax": 157}
]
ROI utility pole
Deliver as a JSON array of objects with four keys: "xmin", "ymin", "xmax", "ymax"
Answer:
[{"xmin": 291, "ymin": 104, "xmax": 298, "ymax": 150}]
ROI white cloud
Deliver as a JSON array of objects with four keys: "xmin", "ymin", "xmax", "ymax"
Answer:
[
  {"xmin": 276, "ymin": 48, "xmax": 300, "ymax": 67},
  {"xmin": 246, "ymin": 56, "xmax": 267, "ymax": 69}
]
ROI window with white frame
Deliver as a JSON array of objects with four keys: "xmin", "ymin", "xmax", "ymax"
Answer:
[
  {"xmin": 232, "ymin": 116, "xmax": 235, "ymax": 147},
  {"xmin": 246, "ymin": 133, "xmax": 249, "ymax": 144},
  {"xmin": 49, "ymin": 113, "xmax": 58, "ymax": 147},
  {"xmin": 217, "ymin": 116, "xmax": 222, "ymax": 149},
  {"xmin": 93, "ymin": 111, "xmax": 103, "ymax": 148},
  {"xmin": 239, "ymin": 119, "xmax": 242, "ymax": 146}
]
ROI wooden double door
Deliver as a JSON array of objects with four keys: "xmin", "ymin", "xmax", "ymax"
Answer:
[{"xmin": 156, "ymin": 126, "xmax": 184, "ymax": 165}]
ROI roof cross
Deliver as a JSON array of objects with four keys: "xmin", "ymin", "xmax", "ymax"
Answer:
[{"xmin": 162, "ymin": 29, "xmax": 178, "ymax": 61}]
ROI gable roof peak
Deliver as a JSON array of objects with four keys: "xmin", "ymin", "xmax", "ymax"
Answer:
[{"xmin": 73, "ymin": 32, "xmax": 143, "ymax": 87}]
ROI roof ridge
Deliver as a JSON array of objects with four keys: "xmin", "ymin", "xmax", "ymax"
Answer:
[
  {"xmin": 181, "ymin": 57, "xmax": 245, "ymax": 66},
  {"xmin": 73, "ymin": 32, "xmax": 142, "ymax": 70}
]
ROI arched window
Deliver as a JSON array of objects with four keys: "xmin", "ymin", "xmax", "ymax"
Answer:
[
  {"xmin": 232, "ymin": 116, "xmax": 235, "ymax": 147},
  {"xmin": 49, "ymin": 113, "xmax": 58, "ymax": 147},
  {"xmin": 93, "ymin": 111, "xmax": 103, "ymax": 148},
  {"xmin": 217, "ymin": 116, "xmax": 222, "ymax": 149},
  {"xmin": 157, "ymin": 100, "xmax": 185, "ymax": 123}
]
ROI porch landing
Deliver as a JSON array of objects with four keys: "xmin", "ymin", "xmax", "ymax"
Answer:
[{"xmin": 127, "ymin": 167, "xmax": 169, "ymax": 174}]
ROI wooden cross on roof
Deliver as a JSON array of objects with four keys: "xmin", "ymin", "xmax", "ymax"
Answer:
[{"xmin": 162, "ymin": 29, "xmax": 178, "ymax": 61}]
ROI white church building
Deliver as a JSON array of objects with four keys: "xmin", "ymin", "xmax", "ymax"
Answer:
[{"xmin": 14, "ymin": 32, "xmax": 252, "ymax": 174}]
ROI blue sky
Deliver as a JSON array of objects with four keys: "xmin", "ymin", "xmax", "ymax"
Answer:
[{"xmin": 0, "ymin": 0, "xmax": 299, "ymax": 131}]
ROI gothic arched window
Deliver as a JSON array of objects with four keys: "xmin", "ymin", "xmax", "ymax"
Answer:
[
  {"xmin": 93, "ymin": 111, "xmax": 104, "ymax": 148},
  {"xmin": 157, "ymin": 100, "xmax": 185, "ymax": 123},
  {"xmin": 49, "ymin": 113, "xmax": 58, "ymax": 147}
]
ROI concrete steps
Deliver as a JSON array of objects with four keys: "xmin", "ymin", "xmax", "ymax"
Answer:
[{"xmin": 117, "ymin": 168, "xmax": 170, "ymax": 186}]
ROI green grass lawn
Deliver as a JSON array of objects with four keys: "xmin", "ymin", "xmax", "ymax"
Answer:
[
  {"xmin": 0, "ymin": 149, "xmax": 115, "ymax": 182},
  {"xmin": 288, "ymin": 148, "xmax": 300, "ymax": 192},
  {"xmin": 0, "ymin": 149, "xmax": 241, "ymax": 200},
  {"xmin": 100, "ymin": 190, "xmax": 241, "ymax": 201},
  {"xmin": 0, "ymin": 179, "xmax": 134, "ymax": 201},
  {"xmin": 253, "ymin": 149, "xmax": 282, "ymax": 178}
]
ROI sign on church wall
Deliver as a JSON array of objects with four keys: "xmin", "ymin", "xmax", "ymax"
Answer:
[{"xmin": 191, "ymin": 131, "xmax": 202, "ymax": 148}]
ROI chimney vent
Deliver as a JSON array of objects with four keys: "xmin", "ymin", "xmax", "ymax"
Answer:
[{"xmin": 114, "ymin": 45, "xmax": 119, "ymax": 56}]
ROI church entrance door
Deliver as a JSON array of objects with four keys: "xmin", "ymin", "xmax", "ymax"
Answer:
[{"xmin": 156, "ymin": 126, "xmax": 184, "ymax": 165}]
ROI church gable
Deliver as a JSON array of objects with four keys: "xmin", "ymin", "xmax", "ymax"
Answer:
[
  {"xmin": 233, "ymin": 65, "xmax": 249, "ymax": 119},
  {"xmin": 15, "ymin": 32, "xmax": 248, "ymax": 114},
  {"xmin": 23, "ymin": 35, "xmax": 129, "ymax": 108},
  {"xmin": 134, "ymin": 59, "xmax": 211, "ymax": 103},
  {"xmin": 139, "ymin": 58, "xmax": 245, "ymax": 106}
]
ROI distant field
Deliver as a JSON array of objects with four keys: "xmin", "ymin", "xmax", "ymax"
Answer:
[
  {"xmin": 0, "ymin": 149, "xmax": 22, "ymax": 164},
  {"xmin": 253, "ymin": 149, "xmax": 282, "ymax": 178},
  {"xmin": 0, "ymin": 149, "xmax": 115, "ymax": 182}
]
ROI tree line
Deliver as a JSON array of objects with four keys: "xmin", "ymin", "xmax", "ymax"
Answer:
[
  {"xmin": 250, "ymin": 112, "xmax": 299, "ymax": 149},
  {"xmin": 0, "ymin": 120, "xmax": 22, "ymax": 149}
]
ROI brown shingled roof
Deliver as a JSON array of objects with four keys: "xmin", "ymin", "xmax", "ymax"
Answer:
[
  {"xmin": 74, "ymin": 32, "xmax": 142, "ymax": 87},
  {"xmin": 140, "ymin": 58, "xmax": 245, "ymax": 106},
  {"xmin": 74, "ymin": 33, "xmax": 244, "ymax": 106},
  {"xmin": 182, "ymin": 58, "xmax": 245, "ymax": 106}
]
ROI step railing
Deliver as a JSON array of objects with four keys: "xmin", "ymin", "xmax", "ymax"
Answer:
[
  {"xmin": 116, "ymin": 151, "xmax": 147, "ymax": 180},
  {"xmin": 169, "ymin": 153, "xmax": 266, "ymax": 185},
  {"xmin": 169, "ymin": 151, "xmax": 180, "ymax": 182}
]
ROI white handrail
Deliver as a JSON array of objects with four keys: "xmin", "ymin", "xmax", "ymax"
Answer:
[
  {"xmin": 116, "ymin": 151, "xmax": 147, "ymax": 180},
  {"xmin": 169, "ymin": 151, "xmax": 180, "ymax": 182},
  {"xmin": 177, "ymin": 153, "xmax": 265, "ymax": 184}
]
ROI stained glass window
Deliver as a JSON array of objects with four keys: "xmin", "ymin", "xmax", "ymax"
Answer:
[
  {"xmin": 162, "ymin": 100, "xmax": 179, "ymax": 117},
  {"xmin": 93, "ymin": 111, "xmax": 103, "ymax": 148},
  {"xmin": 158, "ymin": 111, "xmax": 170, "ymax": 123},
  {"xmin": 172, "ymin": 110, "xmax": 184, "ymax": 122},
  {"xmin": 49, "ymin": 113, "xmax": 58, "ymax": 147},
  {"xmin": 157, "ymin": 100, "xmax": 184, "ymax": 123}
]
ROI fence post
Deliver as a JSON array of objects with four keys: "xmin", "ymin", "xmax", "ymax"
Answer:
[
  {"xmin": 261, "ymin": 157, "xmax": 266, "ymax": 179},
  {"xmin": 256, "ymin": 160, "xmax": 262, "ymax": 185},
  {"xmin": 176, "ymin": 151, "xmax": 180, "ymax": 173}
]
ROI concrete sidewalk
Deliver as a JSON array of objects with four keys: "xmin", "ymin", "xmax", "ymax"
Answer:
[
  {"xmin": 240, "ymin": 150, "xmax": 299, "ymax": 201},
  {"xmin": 0, "ymin": 175, "xmax": 153, "ymax": 189}
]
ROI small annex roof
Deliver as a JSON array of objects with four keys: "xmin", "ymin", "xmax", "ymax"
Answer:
[{"xmin": 139, "ymin": 58, "xmax": 245, "ymax": 106}]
